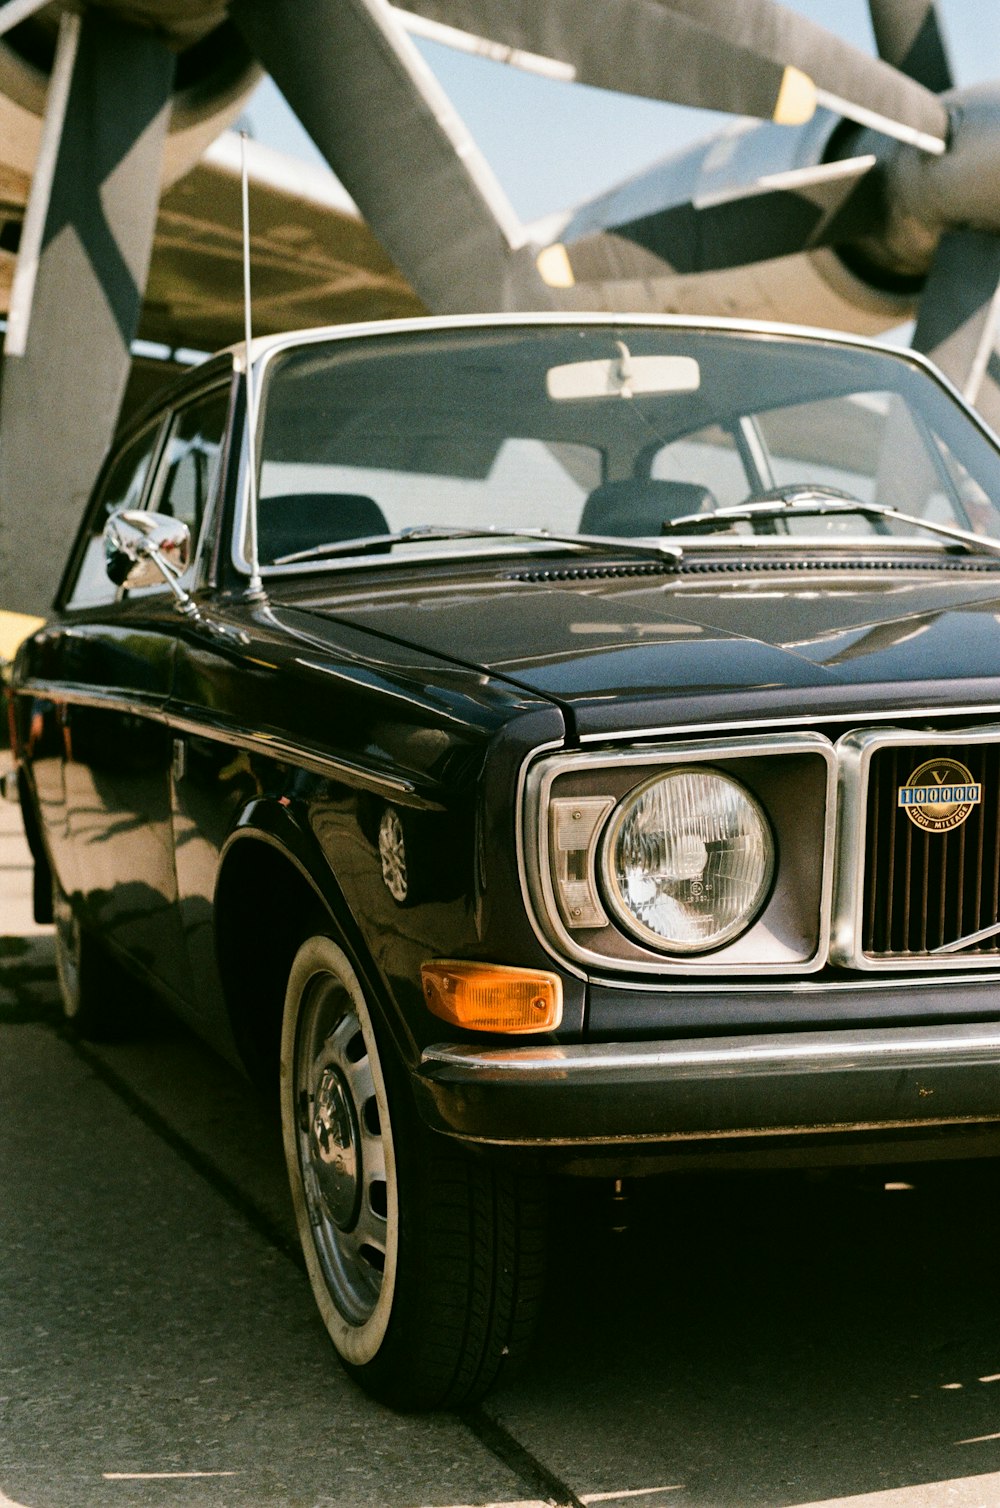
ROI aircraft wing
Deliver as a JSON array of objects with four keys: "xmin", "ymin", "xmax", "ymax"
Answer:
[
  {"xmin": 145, "ymin": 132, "xmax": 424, "ymax": 352},
  {"xmin": 0, "ymin": 130, "xmax": 425, "ymax": 358}
]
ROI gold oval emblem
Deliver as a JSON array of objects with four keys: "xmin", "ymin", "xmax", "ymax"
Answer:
[{"xmin": 898, "ymin": 756, "xmax": 982, "ymax": 833}]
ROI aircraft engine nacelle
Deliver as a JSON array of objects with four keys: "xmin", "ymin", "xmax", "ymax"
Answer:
[
  {"xmin": 615, "ymin": 245, "xmax": 919, "ymax": 338},
  {"xmin": 545, "ymin": 110, "xmax": 922, "ymax": 339}
]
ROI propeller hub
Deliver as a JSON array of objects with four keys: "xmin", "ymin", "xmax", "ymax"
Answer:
[
  {"xmin": 896, "ymin": 84, "xmax": 1000, "ymax": 237},
  {"xmin": 833, "ymin": 84, "xmax": 1000, "ymax": 287}
]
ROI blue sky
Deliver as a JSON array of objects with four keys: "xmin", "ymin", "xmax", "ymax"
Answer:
[{"xmin": 243, "ymin": 0, "xmax": 999, "ymax": 223}]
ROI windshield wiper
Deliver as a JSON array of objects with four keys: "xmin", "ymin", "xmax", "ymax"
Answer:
[
  {"xmin": 274, "ymin": 524, "xmax": 683, "ymax": 567},
  {"xmin": 661, "ymin": 494, "xmax": 1000, "ymax": 559}
]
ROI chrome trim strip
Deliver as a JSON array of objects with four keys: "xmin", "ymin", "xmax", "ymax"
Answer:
[
  {"xmin": 520, "ymin": 731, "xmax": 837, "ymax": 979},
  {"xmin": 833, "ymin": 724, "xmax": 1000, "ymax": 971},
  {"xmin": 13, "ymin": 681, "xmax": 166, "ymax": 719},
  {"xmin": 579, "ymin": 703, "xmax": 1000, "ymax": 745},
  {"xmin": 428, "ymin": 1114, "xmax": 1000, "ymax": 1149},
  {"xmin": 933, "ymin": 920, "xmax": 1000, "ymax": 954},
  {"xmin": 421, "ymin": 1020, "xmax": 1000, "ymax": 1080},
  {"xmin": 587, "ymin": 970, "xmax": 1000, "ymax": 996},
  {"xmin": 234, "ymin": 309, "xmax": 974, "ymax": 373},
  {"xmin": 12, "ymin": 679, "xmax": 431, "ymax": 807},
  {"xmin": 166, "ymin": 709, "xmax": 430, "ymax": 805}
]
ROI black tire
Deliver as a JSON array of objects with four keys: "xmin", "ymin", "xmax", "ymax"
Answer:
[
  {"xmin": 280, "ymin": 934, "xmax": 547, "ymax": 1410},
  {"xmin": 51, "ymin": 881, "xmax": 130, "ymax": 1039}
]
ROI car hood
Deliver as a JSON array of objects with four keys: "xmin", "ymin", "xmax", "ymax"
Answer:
[{"xmin": 286, "ymin": 560, "xmax": 1000, "ymax": 736}]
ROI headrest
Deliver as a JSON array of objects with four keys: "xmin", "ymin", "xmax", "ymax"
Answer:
[
  {"xmin": 580, "ymin": 479, "xmax": 717, "ymax": 537},
  {"xmin": 259, "ymin": 492, "xmax": 389, "ymax": 562}
]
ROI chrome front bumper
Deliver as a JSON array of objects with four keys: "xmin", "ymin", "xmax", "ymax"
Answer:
[{"xmin": 415, "ymin": 1021, "xmax": 1000, "ymax": 1148}]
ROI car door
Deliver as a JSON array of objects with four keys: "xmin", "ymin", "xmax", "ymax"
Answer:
[
  {"xmin": 26, "ymin": 416, "xmax": 170, "ymax": 932},
  {"xmin": 30, "ymin": 380, "xmax": 228, "ymax": 1006},
  {"xmin": 140, "ymin": 380, "xmax": 237, "ymax": 1029}
]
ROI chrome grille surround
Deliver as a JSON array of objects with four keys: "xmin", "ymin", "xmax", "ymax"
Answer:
[{"xmin": 833, "ymin": 725, "xmax": 1000, "ymax": 971}]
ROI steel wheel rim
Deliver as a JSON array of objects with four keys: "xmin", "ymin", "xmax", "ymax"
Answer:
[{"xmin": 294, "ymin": 971, "xmax": 391, "ymax": 1327}]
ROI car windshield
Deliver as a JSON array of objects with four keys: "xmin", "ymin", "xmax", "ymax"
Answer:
[{"xmin": 246, "ymin": 324, "xmax": 1000, "ymax": 571}]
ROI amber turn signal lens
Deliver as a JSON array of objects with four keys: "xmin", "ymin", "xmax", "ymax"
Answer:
[{"xmin": 421, "ymin": 961, "xmax": 563, "ymax": 1034}]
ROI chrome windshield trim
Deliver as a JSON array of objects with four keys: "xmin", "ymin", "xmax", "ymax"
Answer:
[{"xmin": 230, "ymin": 308, "xmax": 968, "ymax": 378}]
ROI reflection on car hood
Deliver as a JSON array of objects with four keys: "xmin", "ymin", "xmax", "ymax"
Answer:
[{"xmin": 285, "ymin": 561, "xmax": 1000, "ymax": 735}]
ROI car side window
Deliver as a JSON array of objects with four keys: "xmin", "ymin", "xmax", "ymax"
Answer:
[
  {"xmin": 150, "ymin": 387, "xmax": 230, "ymax": 549},
  {"xmin": 64, "ymin": 423, "xmax": 162, "ymax": 610}
]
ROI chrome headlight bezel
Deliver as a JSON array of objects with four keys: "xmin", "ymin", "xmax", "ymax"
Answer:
[
  {"xmin": 519, "ymin": 732, "xmax": 837, "ymax": 980},
  {"xmin": 598, "ymin": 766, "xmax": 776, "ymax": 955}
]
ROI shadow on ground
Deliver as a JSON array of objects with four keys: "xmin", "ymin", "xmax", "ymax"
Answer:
[{"xmin": 497, "ymin": 1160, "xmax": 1000, "ymax": 1506}]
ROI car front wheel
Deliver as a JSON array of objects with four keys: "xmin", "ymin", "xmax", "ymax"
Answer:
[{"xmin": 280, "ymin": 934, "xmax": 547, "ymax": 1410}]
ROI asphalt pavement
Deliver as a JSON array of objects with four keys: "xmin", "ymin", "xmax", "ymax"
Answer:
[{"xmin": 6, "ymin": 779, "xmax": 1000, "ymax": 1508}]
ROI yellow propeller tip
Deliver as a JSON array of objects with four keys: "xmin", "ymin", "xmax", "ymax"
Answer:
[
  {"xmin": 536, "ymin": 243, "xmax": 576, "ymax": 288},
  {"xmin": 773, "ymin": 64, "xmax": 818, "ymax": 126}
]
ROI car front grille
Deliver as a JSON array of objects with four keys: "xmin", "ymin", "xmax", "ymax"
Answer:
[{"xmin": 862, "ymin": 741, "xmax": 1000, "ymax": 958}]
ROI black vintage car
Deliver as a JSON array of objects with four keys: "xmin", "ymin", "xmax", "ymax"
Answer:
[{"xmin": 11, "ymin": 313, "xmax": 1000, "ymax": 1408}]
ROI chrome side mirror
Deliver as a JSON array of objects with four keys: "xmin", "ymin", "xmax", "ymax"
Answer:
[
  {"xmin": 104, "ymin": 509, "xmax": 191, "ymax": 591},
  {"xmin": 100, "ymin": 509, "xmax": 248, "ymax": 645}
]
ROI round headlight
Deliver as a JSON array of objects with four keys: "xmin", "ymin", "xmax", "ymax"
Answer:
[{"xmin": 600, "ymin": 768, "xmax": 774, "ymax": 954}]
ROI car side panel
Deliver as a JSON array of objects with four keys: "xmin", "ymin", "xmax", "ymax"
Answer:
[
  {"xmin": 15, "ymin": 601, "xmax": 191, "ymax": 1002},
  {"xmin": 164, "ymin": 604, "xmax": 577, "ymax": 1061}
]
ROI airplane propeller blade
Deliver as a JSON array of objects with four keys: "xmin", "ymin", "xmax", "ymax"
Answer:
[
  {"xmin": 538, "ymin": 154, "xmax": 879, "ymax": 288},
  {"xmin": 0, "ymin": 10, "xmax": 174, "ymax": 614},
  {"xmin": 867, "ymin": 0, "xmax": 953, "ymax": 93},
  {"xmin": 663, "ymin": 0, "xmax": 947, "ymax": 149},
  {"xmin": 398, "ymin": 0, "xmax": 948, "ymax": 153},
  {"xmin": 911, "ymin": 229, "xmax": 1000, "ymax": 434},
  {"xmin": 399, "ymin": 1, "xmax": 802, "ymax": 122},
  {"xmin": 230, "ymin": 0, "xmax": 545, "ymax": 315}
]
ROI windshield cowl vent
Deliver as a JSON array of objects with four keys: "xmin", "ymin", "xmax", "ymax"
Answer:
[
  {"xmin": 504, "ymin": 555, "xmax": 1000, "ymax": 585},
  {"xmin": 504, "ymin": 561, "xmax": 679, "ymax": 583},
  {"xmin": 681, "ymin": 556, "xmax": 1000, "ymax": 576}
]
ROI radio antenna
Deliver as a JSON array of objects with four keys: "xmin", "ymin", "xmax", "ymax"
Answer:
[{"xmin": 241, "ymin": 130, "xmax": 264, "ymax": 599}]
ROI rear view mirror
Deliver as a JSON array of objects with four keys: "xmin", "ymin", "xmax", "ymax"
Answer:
[{"xmin": 547, "ymin": 343, "xmax": 700, "ymax": 401}]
